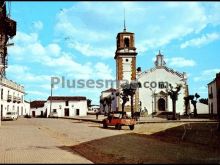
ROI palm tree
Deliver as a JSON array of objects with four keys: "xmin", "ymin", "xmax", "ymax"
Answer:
[{"xmin": 167, "ymin": 84, "xmax": 182, "ymax": 120}]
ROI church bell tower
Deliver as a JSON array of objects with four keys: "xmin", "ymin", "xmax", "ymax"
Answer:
[
  {"xmin": 114, "ymin": 26, "xmax": 137, "ymax": 83},
  {"xmin": 114, "ymin": 17, "xmax": 138, "ymax": 112}
]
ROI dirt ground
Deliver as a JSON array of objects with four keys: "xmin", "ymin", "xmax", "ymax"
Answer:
[
  {"xmin": 71, "ymin": 122, "xmax": 220, "ymax": 164},
  {"xmin": 1, "ymin": 118, "xmax": 220, "ymax": 164}
]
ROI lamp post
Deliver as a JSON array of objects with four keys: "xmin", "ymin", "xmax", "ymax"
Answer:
[{"xmin": 49, "ymin": 83, "xmax": 53, "ymax": 117}]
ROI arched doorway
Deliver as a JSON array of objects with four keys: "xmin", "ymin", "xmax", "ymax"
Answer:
[{"xmin": 158, "ymin": 98, "xmax": 166, "ymax": 111}]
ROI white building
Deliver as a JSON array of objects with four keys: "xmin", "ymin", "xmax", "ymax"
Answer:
[
  {"xmin": 0, "ymin": 78, "xmax": 30, "ymax": 120},
  {"xmin": 30, "ymin": 96, "xmax": 88, "ymax": 118},
  {"xmin": 100, "ymin": 88, "xmax": 117, "ymax": 114},
  {"xmin": 208, "ymin": 72, "xmax": 220, "ymax": 116},
  {"xmin": 30, "ymin": 100, "xmax": 47, "ymax": 117},
  {"xmin": 137, "ymin": 52, "xmax": 189, "ymax": 115}
]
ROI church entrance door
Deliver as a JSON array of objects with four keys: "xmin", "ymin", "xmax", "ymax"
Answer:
[{"xmin": 158, "ymin": 98, "xmax": 166, "ymax": 111}]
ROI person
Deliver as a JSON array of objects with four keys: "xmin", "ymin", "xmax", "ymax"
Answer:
[{"xmin": 96, "ymin": 111, "xmax": 99, "ymax": 120}]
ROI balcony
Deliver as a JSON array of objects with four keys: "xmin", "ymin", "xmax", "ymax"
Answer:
[
  {"xmin": 13, "ymin": 96, "xmax": 17, "ymax": 103},
  {"xmin": 209, "ymin": 93, "xmax": 213, "ymax": 99},
  {"xmin": 7, "ymin": 95, "xmax": 12, "ymax": 102}
]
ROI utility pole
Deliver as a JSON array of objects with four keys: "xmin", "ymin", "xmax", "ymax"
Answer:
[{"xmin": 49, "ymin": 83, "xmax": 53, "ymax": 117}]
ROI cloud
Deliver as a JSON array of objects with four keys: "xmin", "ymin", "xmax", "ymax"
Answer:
[
  {"xmin": 6, "ymin": 65, "xmax": 51, "ymax": 83},
  {"xmin": 68, "ymin": 42, "xmax": 114, "ymax": 58},
  {"xmin": 32, "ymin": 21, "xmax": 43, "ymax": 31},
  {"xmin": 151, "ymin": 56, "xmax": 196, "ymax": 68},
  {"xmin": 7, "ymin": 30, "xmax": 115, "ymax": 101},
  {"xmin": 54, "ymin": 2, "xmax": 219, "ymax": 56},
  {"xmin": 180, "ymin": 33, "xmax": 220, "ymax": 49},
  {"xmin": 194, "ymin": 68, "xmax": 220, "ymax": 82},
  {"xmin": 167, "ymin": 57, "xmax": 196, "ymax": 68},
  {"xmin": 9, "ymin": 31, "xmax": 114, "ymax": 79}
]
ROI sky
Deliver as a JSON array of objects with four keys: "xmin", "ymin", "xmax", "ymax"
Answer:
[{"xmin": 4, "ymin": 1, "xmax": 220, "ymax": 104}]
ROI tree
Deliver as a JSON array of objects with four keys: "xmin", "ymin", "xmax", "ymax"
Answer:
[
  {"xmin": 87, "ymin": 99, "xmax": 92, "ymax": 110},
  {"xmin": 199, "ymin": 98, "xmax": 208, "ymax": 105},
  {"xmin": 191, "ymin": 93, "xmax": 200, "ymax": 117},
  {"xmin": 166, "ymin": 84, "xmax": 182, "ymax": 120},
  {"xmin": 184, "ymin": 95, "xmax": 195, "ymax": 116},
  {"xmin": 100, "ymin": 97, "xmax": 107, "ymax": 115},
  {"xmin": 117, "ymin": 90, "xmax": 129, "ymax": 118},
  {"xmin": 105, "ymin": 93, "xmax": 115, "ymax": 115},
  {"xmin": 117, "ymin": 81, "xmax": 141, "ymax": 118}
]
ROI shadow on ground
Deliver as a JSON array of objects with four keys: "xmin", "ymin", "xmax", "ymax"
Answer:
[{"xmin": 58, "ymin": 122, "xmax": 220, "ymax": 164}]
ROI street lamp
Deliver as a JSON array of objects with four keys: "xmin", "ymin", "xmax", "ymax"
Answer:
[{"xmin": 50, "ymin": 83, "xmax": 53, "ymax": 117}]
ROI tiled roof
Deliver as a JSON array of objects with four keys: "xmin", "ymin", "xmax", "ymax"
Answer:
[
  {"xmin": 47, "ymin": 96, "xmax": 87, "ymax": 101},
  {"xmin": 102, "ymin": 88, "xmax": 117, "ymax": 93},
  {"xmin": 30, "ymin": 101, "xmax": 46, "ymax": 108}
]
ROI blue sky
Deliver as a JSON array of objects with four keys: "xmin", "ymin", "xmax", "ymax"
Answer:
[{"xmin": 5, "ymin": 2, "xmax": 220, "ymax": 104}]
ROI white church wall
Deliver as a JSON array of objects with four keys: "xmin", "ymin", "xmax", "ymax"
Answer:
[{"xmin": 138, "ymin": 68, "xmax": 187, "ymax": 115}]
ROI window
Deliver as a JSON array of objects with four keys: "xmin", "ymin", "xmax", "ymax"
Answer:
[
  {"xmin": 126, "ymin": 59, "xmax": 129, "ymax": 62},
  {"xmin": 53, "ymin": 109, "xmax": 57, "ymax": 113},
  {"xmin": 124, "ymin": 38, "xmax": 129, "ymax": 47},
  {"xmin": 65, "ymin": 101, "xmax": 69, "ymax": 106}
]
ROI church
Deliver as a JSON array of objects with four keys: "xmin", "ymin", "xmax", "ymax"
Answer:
[
  {"xmin": 137, "ymin": 52, "xmax": 189, "ymax": 115},
  {"xmin": 100, "ymin": 25, "xmax": 190, "ymax": 116}
]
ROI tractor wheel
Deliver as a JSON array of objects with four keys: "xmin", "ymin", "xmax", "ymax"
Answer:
[
  {"xmin": 129, "ymin": 125, "xmax": 134, "ymax": 130},
  {"xmin": 115, "ymin": 124, "xmax": 121, "ymax": 130}
]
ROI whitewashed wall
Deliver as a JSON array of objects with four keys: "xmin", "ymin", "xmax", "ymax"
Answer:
[
  {"xmin": 138, "ymin": 68, "xmax": 187, "ymax": 115},
  {"xmin": 0, "ymin": 78, "xmax": 25, "ymax": 117},
  {"xmin": 30, "ymin": 107, "xmax": 46, "ymax": 117},
  {"xmin": 45, "ymin": 100, "xmax": 88, "ymax": 117}
]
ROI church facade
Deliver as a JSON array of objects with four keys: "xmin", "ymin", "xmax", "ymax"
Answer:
[
  {"xmin": 100, "ymin": 26, "xmax": 190, "ymax": 116},
  {"xmin": 137, "ymin": 52, "xmax": 189, "ymax": 115}
]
